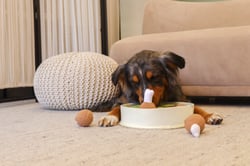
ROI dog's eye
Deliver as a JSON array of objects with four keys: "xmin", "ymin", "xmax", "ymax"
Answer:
[
  {"xmin": 151, "ymin": 76, "xmax": 159, "ymax": 81},
  {"xmin": 150, "ymin": 75, "xmax": 162, "ymax": 84}
]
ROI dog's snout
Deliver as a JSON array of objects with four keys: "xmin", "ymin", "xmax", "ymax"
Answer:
[
  {"xmin": 138, "ymin": 88, "xmax": 148, "ymax": 104},
  {"xmin": 139, "ymin": 96, "xmax": 143, "ymax": 104}
]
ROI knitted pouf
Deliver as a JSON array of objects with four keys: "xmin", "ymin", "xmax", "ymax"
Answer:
[{"xmin": 33, "ymin": 52, "xmax": 119, "ymax": 110}]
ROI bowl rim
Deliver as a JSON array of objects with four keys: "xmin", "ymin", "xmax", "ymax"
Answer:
[
  {"xmin": 120, "ymin": 102, "xmax": 194, "ymax": 129},
  {"xmin": 121, "ymin": 102, "xmax": 194, "ymax": 111}
]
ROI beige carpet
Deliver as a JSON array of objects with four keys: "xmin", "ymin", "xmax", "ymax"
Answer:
[{"xmin": 0, "ymin": 100, "xmax": 250, "ymax": 166}]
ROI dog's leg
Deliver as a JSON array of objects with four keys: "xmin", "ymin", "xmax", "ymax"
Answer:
[
  {"xmin": 98, "ymin": 105, "xmax": 120, "ymax": 127},
  {"xmin": 194, "ymin": 106, "xmax": 223, "ymax": 125}
]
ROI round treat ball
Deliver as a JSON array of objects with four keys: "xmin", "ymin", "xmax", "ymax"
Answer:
[
  {"xmin": 75, "ymin": 110, "xmax": 93, "ymax": 127},
  {"xmin": 33, "ymin": 52, "xmax": 119, "ymax": 110},
  {"xmin": 184, "ymin": 114, "xmax": 205, "ymax": 137}
]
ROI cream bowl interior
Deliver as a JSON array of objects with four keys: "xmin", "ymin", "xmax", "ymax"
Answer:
[{"xmin": 120, "ymin": 102, "xmax": 194, "ymax": 129}]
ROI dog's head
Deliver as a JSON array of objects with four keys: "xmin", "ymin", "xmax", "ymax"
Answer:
[{"xmin": 112, "ymin": 50, "xmax": 185, "ymax": 106}]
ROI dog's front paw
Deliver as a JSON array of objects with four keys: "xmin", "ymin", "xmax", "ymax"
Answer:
[
  {"xmin": 98, "ymin": 115, "xmax": 119, "ymax": 127},
  {"xmin": 206, "ymin": 113, "xmax": 223, "ymax": 125}
]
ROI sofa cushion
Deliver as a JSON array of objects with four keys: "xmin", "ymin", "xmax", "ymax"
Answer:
[{"xmin": 143, "ymin": 0, "xmax": 250, "ymax": 34}]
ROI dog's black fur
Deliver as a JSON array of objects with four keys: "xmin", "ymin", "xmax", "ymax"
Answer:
[
  {"xmin": 112, "ymin": 50, "xmax": 186, "ymax": 106},
  {"xmin": 98, "ymin": 50, "xmax": 223, "ymax": 127}
]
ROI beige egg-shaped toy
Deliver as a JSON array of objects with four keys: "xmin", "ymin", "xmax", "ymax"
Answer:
[{"xmin": 184, "ymin": 114, "xmax": 205, "ymax": 137}]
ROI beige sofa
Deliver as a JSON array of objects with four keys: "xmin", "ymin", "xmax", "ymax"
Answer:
[{"xmin": 110, "ymin": 0, "xmax": 250, "ymax": 98}]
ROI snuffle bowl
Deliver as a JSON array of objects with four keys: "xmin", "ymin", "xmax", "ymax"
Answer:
[{"xmin": 120, "ymin": 102, "xmax": 194, "ymax": 129}]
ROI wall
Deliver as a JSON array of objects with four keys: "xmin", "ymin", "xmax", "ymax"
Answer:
[{"xmin": 120, "ymin": 0, "xmax": 148, "ymax": 38}]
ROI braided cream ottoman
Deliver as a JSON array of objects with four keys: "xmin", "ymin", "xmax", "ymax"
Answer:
[{"xmin": 33, "ymin": 52, "xmax": 119, "ymax": 110}]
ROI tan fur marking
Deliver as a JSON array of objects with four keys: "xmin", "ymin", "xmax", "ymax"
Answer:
[
  {"xmin": 108, "ymin": 105, "xmax": 121, "ymax": 120},
  {"xmin": 152, "ymin": 86, "xmax": 165, "ymax": 106},
  {"xmin": 146, "ymin": 71, "xmax": 153, "ymax": 80},
  {"xmin": 136, "ymin": 88, "xmax": 143, "ymax": 103},
  {"xmin": 194, "ymin": 106, "xmax": 212, "ymax": 123},
  {"xmin": 132, "ymin": 75, "xmax": 139, "ymax": 83}
]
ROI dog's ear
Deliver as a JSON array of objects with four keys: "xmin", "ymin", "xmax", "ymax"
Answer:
[
  {"xmin": 160, "ymin": 51, "xmax": 185, "ymax": 70},
  {"xmin": 112, "ymin": 64, "xmax": 126, "ymax": 85}
]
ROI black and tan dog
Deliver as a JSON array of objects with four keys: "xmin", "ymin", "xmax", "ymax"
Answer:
[{"xmin": 98, "ymin": 50, "xmax": 223, "ymax": 127}]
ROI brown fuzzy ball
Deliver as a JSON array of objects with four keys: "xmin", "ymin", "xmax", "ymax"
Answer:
[{"xmin": 75, "ymin": 109, "xmax": 93, "ymax": 127}]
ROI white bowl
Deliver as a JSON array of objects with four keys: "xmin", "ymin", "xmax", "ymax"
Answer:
[{"xmin": 120, "ymin": 102, "xmax": 194, "ymax": 129}]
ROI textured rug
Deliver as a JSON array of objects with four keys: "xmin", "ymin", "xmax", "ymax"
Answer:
[{"xmin": 0, "ymin": 100, "xmax": 250, "ymax": 166}]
